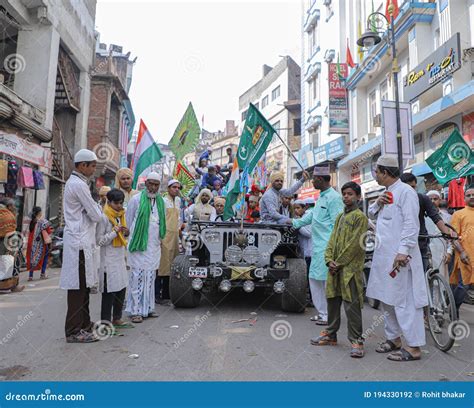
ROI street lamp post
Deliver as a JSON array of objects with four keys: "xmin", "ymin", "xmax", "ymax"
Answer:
[{"xmin": 357, "ymin": 3, "xmax": 403, "ymax": 173}]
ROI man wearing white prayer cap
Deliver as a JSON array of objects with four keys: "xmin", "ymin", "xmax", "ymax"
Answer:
[
  {"xmin": 155, "ymin": 178, "xmax": 183, "ymax": 305},
  {"xmin": 61, "ymin": 148, "xmax": 102, "ymax": 343},
  {"xmin": 367, "ymin": 155, "xmax": 428, "ymax": 361},
  {"xmin": 125, "ymin": 171, "xmax": 166, "ymax": 322},
  {"xmin": 291, "ymin": 165, "xmax": 343, "ymax": 322}
]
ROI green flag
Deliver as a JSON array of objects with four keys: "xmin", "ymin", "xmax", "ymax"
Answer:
[
  {"xmin": 426, "ymin": 129, "xmax": 474, "ymax": 185},
  {"xmin": 168, "ymin": 102, "xmax": 201, "ymax": 161},
  {"xmin": 237, "ymin": 103, "xmax": 276, "ymax": 173},
  {"xmin": 223, "ymin": 103, "xmax": 276, "ymax": 220}
]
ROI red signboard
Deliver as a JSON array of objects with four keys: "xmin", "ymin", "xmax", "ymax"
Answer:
[{"xmin": 328, "ymin": 63, "xmax": 349, "ymax": 134}]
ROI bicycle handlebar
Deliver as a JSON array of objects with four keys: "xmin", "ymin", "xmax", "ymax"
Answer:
[{"xmin": 419, "ymin": 234, "xmax": 459, "ymax": 240}]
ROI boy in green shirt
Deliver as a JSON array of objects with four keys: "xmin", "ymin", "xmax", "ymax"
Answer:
[{"xmin": 311, "ymin": 182, "xmax": 368, "ymax": 358}]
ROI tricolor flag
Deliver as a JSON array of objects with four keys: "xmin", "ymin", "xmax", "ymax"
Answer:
[{"xmin": 131, "ymin": 119, "xmax": 164, "ymax": 188}]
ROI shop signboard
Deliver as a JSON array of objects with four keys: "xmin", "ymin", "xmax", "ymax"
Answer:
[
  {"xmin": 328, "ymin": 63, "xmax": 349, "ymax": 134},
  {"xmin": 0, "ymin": 132, "xmax": 52, "ymax": 170},
  {"xmin": 381, "ymin": 100, "xmax": 414, "ymax": 159},
  {"xmin": 313, "ymin": 136, "xmax": 347, "ymax": 164},
  {"xmin": 403, "ymin": 33, "xmax": 461, "ymax": 101}
]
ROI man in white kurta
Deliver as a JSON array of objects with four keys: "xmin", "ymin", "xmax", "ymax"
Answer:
[
  {"xmin": 60, "ymin": 149, "xmax": 103, "ymax": 343},
  {"xmin": 367, "ymin": 155, "xmax": 428, "ymax": 361},
  {"xmin": 126, "ymin": 173, "xmax": 166, "ymax": 322}
]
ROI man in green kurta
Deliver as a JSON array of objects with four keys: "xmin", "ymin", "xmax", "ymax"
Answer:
[{"xmin": 311, "ymin": 181, "xmax": 368, "ymax": 358}]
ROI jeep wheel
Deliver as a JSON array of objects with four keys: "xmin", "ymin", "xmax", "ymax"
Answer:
[
  {"xmin": 281, "ymin": 258, "xmax": 308, "ymax": 313},
  {"xmin": 170, "ymin": 255, "xmax": 201, "ymax": 308}
]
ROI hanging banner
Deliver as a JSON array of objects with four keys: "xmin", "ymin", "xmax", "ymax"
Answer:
[
  {"xmin": 0, "ymin": 132, "xmax": 52, "ymax": 170},
  {"xmin": 328, "ymin": 63, "xmax": 349, "ymax": 134}
]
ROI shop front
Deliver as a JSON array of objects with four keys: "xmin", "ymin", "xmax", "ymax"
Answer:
[{"xmin": 0, "ymin": 130, "xmax": 52, "ymax": 235}]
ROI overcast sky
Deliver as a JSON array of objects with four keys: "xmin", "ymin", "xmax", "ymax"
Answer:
[{"xmin": 95, "ymin": 0, "xmax": 302, "ymax": 144}]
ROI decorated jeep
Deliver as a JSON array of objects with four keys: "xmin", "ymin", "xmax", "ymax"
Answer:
[{"xmin": 169, "ymin": 221, "xmax": 308, "ymax": 312}]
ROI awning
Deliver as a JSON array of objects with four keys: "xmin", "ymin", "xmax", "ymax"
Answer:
[
  {"xmin": 411, "ymin": 162, "xmax": 432, "ymax": 176},
  {"xmin": 337, "ymin": 136, "xmax": 382, "ymax": 168}
]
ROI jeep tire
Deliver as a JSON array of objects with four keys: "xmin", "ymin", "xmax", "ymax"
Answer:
[
  {"xmin": 281, "ymin": 258, "xmax": 308, "ymax": 313},
  {"xmin": 170, "ymin": 255, "xmax": 201, "ymax": 308}
]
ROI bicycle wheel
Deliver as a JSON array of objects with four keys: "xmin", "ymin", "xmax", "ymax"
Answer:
[{"xmin": 427, "ymin": 272, "xmax": 457, "ymax": 352}]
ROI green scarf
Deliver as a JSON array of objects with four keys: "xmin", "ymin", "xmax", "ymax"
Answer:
[{"xmin": 128, "ymin": 192, "xmax": 166, "ymax": 252}]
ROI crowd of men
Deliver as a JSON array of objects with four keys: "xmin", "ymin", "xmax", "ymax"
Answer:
[{"xmin": 56, "ymin": 147, "xmax": 472, "ymax": 363}]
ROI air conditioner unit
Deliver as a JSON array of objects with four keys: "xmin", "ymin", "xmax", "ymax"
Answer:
[
  {"xmin": 324, "ymin": 49, "xmax": 335, "ymax": 63},
  {"xmin": 323, "ymin": 0, "xmax": 332, "ymax": 5},
  {"xmin": 373, "ymin": 114, "xmax": 382, "ymax": 128}
]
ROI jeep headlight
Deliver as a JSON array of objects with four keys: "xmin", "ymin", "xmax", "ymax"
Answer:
[
  {"xmin": 273, "ymin": 255, "xmax": 286, "ymax": 269},
  {"xmin": 203, "ymin": 230, "xmax": 220, "ymax": 243},
  {"xmin": 225, "ymin": 245, "xmax": 242, "ymax": 263},
  {"xmin": 242, "ymin": 246, "xmax": 259, "ymax": 264},
  {"xmin": 261, "ymin": 233, "xmax": 278, "ymax": 246}
]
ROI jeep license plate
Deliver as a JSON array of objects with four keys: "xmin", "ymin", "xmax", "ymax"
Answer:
[{"xmin": 188, "ymin": 267, "xmax": 207, "ymax": 278}]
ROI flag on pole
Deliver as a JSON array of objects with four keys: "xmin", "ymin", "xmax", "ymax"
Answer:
[
  {"xmin": 357, "ymin": 19, "xmax": 364, "ymax": 62},
  {"xmin": 173, "ymin": 161, "xmax": 196, "ymax": 197},
  {"xmin": 223, "ymin": 103, "xmax": 276, "ymax": 220},
  {"xmin": 385, "ymin": 0, "xmax": 399, "ymax": 22},
  {"xmin": 131, "ymin": 119, "xmax": 164, "ymax": 188},
  {"xmin": 168, "ymin": 102, "xmax": 201, "ymax": 161},
  {"xmin": 346, "ymin": 39, "xmax": 355, "ymax": 68},
  {"xmin": 336, "ymin": 53, "xmax": 343, "ymax": 80},
  {"xmin": 426, "ymin": 129, "xmax": 474, "ymax": 185}
]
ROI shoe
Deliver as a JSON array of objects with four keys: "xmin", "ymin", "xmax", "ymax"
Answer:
[
  {"xmin": 315, "ymin": 318, "xmax": 328, "ymax": 326},
  {"xmin": 350, "ymin": 343, "xmax": 365, "ymax": 358},
  {"xmin": 27, "ymin": 277, "xmax": 33, "ymax": 281},
  {"xmin": 66, "ymin": 329, "xmax": 99, "ymax": 343}
]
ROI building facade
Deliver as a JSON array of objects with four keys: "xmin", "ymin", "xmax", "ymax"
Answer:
[
  {"xmin": 338, "ymin": 0, "xmax": 474, "ymax": 206},
  {"xmin": 238, "ymin": 56, "xmax": 302, "ymax": 187},
  {"xmin": 87, "ymin": 39, "xmax": 136, "ymax": 188},
  {"xmin": 0, "ymin": 1, "xmax": 97, "ymax": 230},
  {"xmin": 299, "ymin": 0, "xmax": 351, "ymax": 199}
]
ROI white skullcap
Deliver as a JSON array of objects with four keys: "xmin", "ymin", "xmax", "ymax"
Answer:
[
  {"xmin": 427, "ymin": 190, "xmax": 441, "ymax": 198},
  {"xmin": 293, "ymin": 199, "xmax": 305, "ymax": 206},
  {"xmin": 303, "ymin": 197, "xmax": 315, "ymax": 205},
  {"xmin": 168, "ymin": 179, "xmax": 181, "ymax": 187},
  {"xmin": 74, "ymin": 149, "xmax": 98, "ymax": 163},
  {"xmin": 146, "ymin": 172, "xmax": 161, "ymax": 181},
  {"xmin": 376, "ymin": 155, "xmax": 398, "ymax": 168}
]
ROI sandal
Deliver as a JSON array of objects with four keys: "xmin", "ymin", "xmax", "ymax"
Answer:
[
  {"xmin": 147, "ymin": 311, "xmax": 159, "ymax": 318},
  {"xmin": 131, "ymin": 315, "xmax": 143, "ymax": 323},
  {"xmin": 27, "ymin": 277, "xmax": 33, "ymax": 281},
  {"xmin": 387, "ymin": 348, "xmax": 421, "ymax": 362},
  {"xmin": 350, "ymin": 343, "xmax": 365, "ymax": 358},
  {"xmin": 40, "ymin": 274, "xmax": 48, "ymax": 280},
  {"xmin": 375, "ymin": 339, "xmax": 401, "ymax": 353},
  {"xmin": 66, "ymin": 329, "xmax": 99, "ymax": 343},
  {"xmin": 310, "ymin": 330, "xmax": 337, "ymax": 346},
  {"xmin": 113, "ymin": 321, "xmax": 135, "ymax": 329},
  {"xmin": 315, "ymin": 319, "xmax": 328, "ymax": 326}
]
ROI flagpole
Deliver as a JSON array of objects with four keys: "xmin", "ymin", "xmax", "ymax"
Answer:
[{"xmin": 274, "ymin": 130, "xmax": 307, "ymax": 172}]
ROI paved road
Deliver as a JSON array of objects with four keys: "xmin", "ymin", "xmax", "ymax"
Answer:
[{"xmin": 1, "ymin": 268, "xmax": 473, "ymax": 381}]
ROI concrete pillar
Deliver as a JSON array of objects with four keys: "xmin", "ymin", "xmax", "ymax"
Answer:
[{"xmin": 14, "ymin": 24, "xmax": 60, "ymax": 131}]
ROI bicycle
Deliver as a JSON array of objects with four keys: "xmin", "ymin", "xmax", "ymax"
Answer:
[{"xmin": 419, "ymin": 230, "xmax": 458, "ymax": 352}]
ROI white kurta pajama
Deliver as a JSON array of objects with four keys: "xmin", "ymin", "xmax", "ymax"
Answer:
[
  {"xmin": 60, "ymin": 172, "xmax": 102, "ymax": 290},
  {"xmin": 125, "ymin": 192, "xmax": 162, "ymax": 317},
  {"xmin": 367, "ymin": 179, "xmax": 428, "ymax": 347}
]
